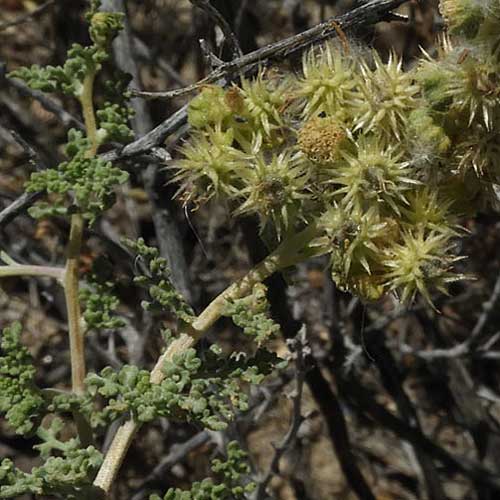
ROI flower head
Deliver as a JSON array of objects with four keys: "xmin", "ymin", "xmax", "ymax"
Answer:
[
  {"xmin": 295, "ymin": 43, "xmax": 359, "ymax": 121},
  {"xmin": 353, "ymin": 52, "xmax": 419, "ymax": 140},
  {"xmin": 319, "ymin": 207, "xmax": 391, "ymax": 300},
  {"xmin": 187, "ymin": 86, "xmax": 233, "ymax": 129},
  {"xmin": 455, "ymin": 121, "xmax": 500, "ymax": 176},
  {"xmin": 173, "ymin": 127, "xmax": 250, "ymax": 205},
  {"xmin": 235, "ymin": 151, "xmax": 309, "ymax": 237},
  {"xmin": 331, "ymin": 135, "xmax": 418, "ymax": 216},
  {"xmin": 383, "ymin": 228, "xmax": 462, "ymax": 305},
  {"xmin": 417, "ymin": 45, "xmax": 499, "ymax": 130},
  {"xmin": 239, "ymin": 71, "xmax": 289, "ymax": 142},
  {"xmin": 443, "ymin": 55, "xmax": 499, "ymax": 129},
  {"xmin": 400, "ymin": 188, "xmax": 456, "ymax": 234}
]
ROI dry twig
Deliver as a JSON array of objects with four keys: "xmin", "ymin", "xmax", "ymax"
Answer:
[
  {"xmin": 132, "ymin": 0, "xmax": 408, "ymax": 100},
  {"xmin": 189, "ymin": 0, "xmax": 243, "ymax": 59},
  {"xmin": 254, "ymin": 328, "xmax": 308, "ymax": 499}
]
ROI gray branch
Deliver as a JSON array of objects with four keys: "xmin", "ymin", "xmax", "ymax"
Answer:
[
  {"xmin": 189, "ymin": 0, "xmax": 243, "ymax": 59},
  {"xmin": 254, "ymin": 328, "xmax": 309, "ymax": 500},
  {"xmin": 133, "ymin": 0, "xmax": 408, "ymax": 100}
]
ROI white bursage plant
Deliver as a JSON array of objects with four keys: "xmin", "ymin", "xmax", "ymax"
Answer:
[
  {"xmin": 176, "ymin": 0, "xmax": 500, "ymax": 306},
  {"xmin": 1, "ymin": 0, "xmax": 500, "ymax": 498}
]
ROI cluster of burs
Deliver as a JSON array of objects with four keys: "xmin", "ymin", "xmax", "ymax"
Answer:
[{"xmin": 175, "ymin": 0, "xmax": 500, "ymax": 306}]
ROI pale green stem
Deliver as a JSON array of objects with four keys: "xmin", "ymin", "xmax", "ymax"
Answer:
[
  {"xmin": 0, "ymin": 251, "xmax": 20, "ymax": 265},
  {"xmin": 80, "ymin": 71, "xmax": 99, "ymax": 155},
  {"xmin": 64, "ymin": 213, "xmax": 93, "ymax": 445},
  {"xmin": 93, "ymin": 223, "xmax": 321, "ymax": 495},
  {"xmin": 0, "ymin": 265, "xmax": 64, "ymax": 281},
  {"xmin": 62, "ymin": 69, "xmax": 98, "ymax": 396},
  {"xmin": 64, "ymin": 213, "xmax": 86, "ymax": 394}
]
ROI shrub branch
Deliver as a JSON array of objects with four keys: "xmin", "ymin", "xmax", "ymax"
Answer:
[{"xmin": 93, "ymin": 223, "xmax": 322, "ymax": 494}]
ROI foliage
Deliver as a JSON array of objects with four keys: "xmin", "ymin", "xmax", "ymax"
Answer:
[
  {"xmin": 26, "ymin": 129, "xmax": 129, "ymax": 224},
  {"xmin": 123, "ymin": 237, "xmax": 195, "ymax": 323},
  {"xmin": 0, "ymin": 286, "xmax": 279, "ymax": 495},
  {"xmin": 80, "ymin": 258, "xmax": 126, "ymax": 331},
  {"xmin": 150, "ymin": 441, "xmax": 256, "ymax": 500},
  {"xmin": 223, "ymin": 283, "xmax": 281, "ymax": 346},
  {"xmin": 9, "ymin": 3, "xmax": 131, "ymax": 225},
  {"xmin": 0, "ymin": 325, "xmax": 101, "ymax": 498},
  {"xmin": 0, "ymin": 439, "xmax": 102, "ymax": 499},
  {"xmin": 86, "ymin": 343, "xmax": 280, "ymax": 430},
  {"xmin": 9, "ymin": 43, "xmax": 108, "ymax": 97},
  {"xmin": 0, "ymin": 322, "xmax": 45, "ymax": 435},
  {"xmin": 96, "ymin": 102, "xmax": 135, "ymax": 143}
]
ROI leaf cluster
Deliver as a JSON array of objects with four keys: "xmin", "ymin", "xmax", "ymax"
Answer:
[
  {"xmin": 0, "ymin": 312, "xmax": 279, "ymax": 496},
  {"xmin": 124, "ymin": 237, "xmax": 195, "ymax": 323},
  {"xmin": 223, "ymin": 283, "xmax": 281, "ymax": 346},
  {"xmin": 0, "ymin": 445, "xmax": 102, "ymax": 499},
  {"xmin": 86, "ymin": 344, "xmax": 280, "ymax": 431},
  {"xmin": 80, "ymin": 261, "xmax": 126, "ymax": 331},
  {"xmin": 0, "ymin": 322, "xmax": 46, "ymax": 435},
  {"xmin": 8, "ymin": 0, "xmax": 131, "ymax": 225},
  {"xmin": 0, "ymin": 330, "xmax": 101, "ymax": 499},
  {"xmin": 26, "ymin": 129, "xmax": 129, "ymax": 224},
  {"xmin": 9, "ymin": 44, "xmax": 108, "ymax": 97},
  {"xmin": 150, "ymin": 441, "xmax": 255, "ymax": 500},
  {"xmin": 96, "ymin": 102, "xmax": 135, "ymax": 143}
]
